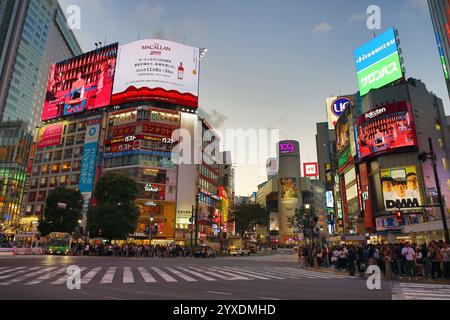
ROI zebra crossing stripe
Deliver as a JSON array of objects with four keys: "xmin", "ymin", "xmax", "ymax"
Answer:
[
  {"xmin": 1, "ymin": 267, "xmax": 58, "ymax": 286},
  {"xmin": 100, "ymin": 267, "xmax": 117, "ymax": 284},
  {"xmin": 176, "ymin": 267, "xmax": 217, "ymax": 281},
  {"xmin": 81, "ymin": 267, "xmax": 102, "ymax": 284},
  {"xmin": 401, "ymin": 291, "xmax": 450, "ymax": 298},
  {"xmin": 123, "ymin": 267, "xmax": 134, "ymax": 283},
  {"xmin": 166, "ymin": 267, "xmax": 197, "ymax": 282},
  {"xmin": 137, "ymin": 267, "xmax": 156, "ymax": 283},
  {"xmin": 0, "ymin": 267, "xmax": 40, "ymax": 280},
  {"xmin": 267, "ymin": 268, "xmax": 315, "ymax": 279},
  {"xmin": 195, "ymin": 267, "xmax": 250, "ymax": 281},
  {"xmin": 151, "ymin": 267, "xmax": 177, "ymax": 282},
  {"xmin": 25, "ymin": 267, "xmax": 67, "ymax": 285},
  {"xmin": 225, "ymin": 267, "xmax": 286, "ymax": 279},
  {"xmin": 0, "ymin": 266, "xmax": 26, "ymax": 275},
  {"xmin": 51, "ymin": 267, "xmax": 87, "ymax": 285},
  {"xmin": 248, "ymin": 268, "xmax": 306, "ymax": 279},
  {"xmin": 215, "ymin": 267, "xmax": 272, "ymax": 280}
]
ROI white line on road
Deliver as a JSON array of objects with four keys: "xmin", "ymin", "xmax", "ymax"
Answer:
[
  {"xmin": 123, "ymin": 267, "xmax": 134, "ymax": 283},
  {"xmin": 206, "ymin": 291, "xmax": 232, "ymax": 296},
  {"xmin": 223, "ymin": 267, "xmax": 286, "ymax": 279},
  {"xmin": 1, "ymin": 267, "xmax": 57, "ymax": 286},
  {"xmin": 51, "ymin": 267, "xmax": 87, "ymax": 285},
  {"xmin": 195, "ymin": 267, "xmax": 251, "ymax": 281},
  {"xmin": 165, "ymin": 267, "xmax": 197, "ymax": 282},
  {"xmin": 100, "ymin": 267, "xmax": 117, "ymax": 284},
  {"xmin": 0, "ymin": 266, "xmax": 26, "ymax": 275},
  {"xmin": 137, "ymin": 267, "xmax": 156, "ymax": 283},
  {"xmin": 176, "ymin": 267, "xmax": 217, "ymax": 281},
  {"xmin": 81, "ymin": 267, "xmax": 102, "ymax": 284},
  {"xmin": 25, "ymin": 267, "xmax": 66, "ymax": 285},
  {"xmin": 213, "ymin": 267, "xmax": 272, "ymax": 280},
  {"xmin": 0, "ymin": 267, "xmax": 40, "ymax": 280},
  {"xmin": 151, "ymin": 267, "xmax": 177, "ymax": 282}
]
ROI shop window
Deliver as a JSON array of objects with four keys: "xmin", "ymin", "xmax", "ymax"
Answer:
[
  {"xmin": 53, "ymin": 150, "xmax": 62, "ymax": 160},
  {"xmin": 30, "ymin": 179, "xmax": 38, "ymax": 188},
  {"xmin": 72, "ymin": 160, "xmax": 80, "ymax": 170},
  {"xmin": 78, "ymin": 122, "xmax": 87, "ymax": 132},
  {"xmin": 32, "ymin": 165, "xmax": 39, "ymax": 175}
]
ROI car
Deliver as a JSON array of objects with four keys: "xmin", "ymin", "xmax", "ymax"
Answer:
[
  {"xmin": 194, "ymin": 245, "xmax": 215, "ymax": 258},
  {"xmin": 230, "ymin": 248, "xmax": 250, "ymax": 256}
]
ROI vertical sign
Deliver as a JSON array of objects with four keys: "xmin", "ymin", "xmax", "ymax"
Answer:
[{"xmin": 79, "ymin": 121, "xmax": 100, "ymax": 194}]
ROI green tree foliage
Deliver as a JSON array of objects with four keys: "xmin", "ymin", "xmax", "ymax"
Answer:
[
  {"xmin": 288, "ymin": 206, "xmax": 318, "ymax": 240},
  {"xmin": 38, "ymin": 187, "xmax": 83, "ymax": 236},
  {"xmin": 87, "ymin": 172, "xmax": 139, "ymax": 240},
  {"xmin": 234, "ymin": 203, "xmax": 268, "ymax": 235}
]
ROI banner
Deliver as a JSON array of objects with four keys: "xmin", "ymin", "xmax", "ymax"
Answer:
[
  {"xmin": 37, "ymin": 123, "xmax": 64, "ymax": 149},
  {"xmin": 79, "ymin": 122, "xmax": 100, "ymax": 193},
  {"xmin": 380, "ymin": 166, "xmax": 422, "ymax": 212},
  {"xmin": 280, "ymin": 178, "xmax": 298, "ymax": 200}
]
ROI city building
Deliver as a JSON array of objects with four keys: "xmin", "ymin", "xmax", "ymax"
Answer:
[
  {"xmin": 0, "ymin": 0, "xmax": 81, "ymax": 132},
  {"xmin": 0, "ymin": 120, "xmax": 33, "ymax": 238},
  {"xmin": 428, "ymin": 0, "xmax": 450, "ymax": 99}
]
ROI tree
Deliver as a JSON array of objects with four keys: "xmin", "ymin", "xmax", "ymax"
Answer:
[
  {"xmin": 87, "ymin": 172, "xmax": 139, "ymax": 241},
  {"xmin": 38, "ymin": 187, "xmax": 83, "ymax": 236},
  {"xmin": 234, "ymin": 203, "xmax": 268, "ymax": 235},
  {"xmin": 288, "ymin": 206, "xmax": 318, "ymax": 242}
]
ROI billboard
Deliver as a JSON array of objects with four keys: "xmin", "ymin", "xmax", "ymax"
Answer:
[
  {"xmin": 326, "ymin": 191, "xmax": 334, "ymax": 208},
  {"xmin": 326, "ymin": 97, "xmax": 352, "ymax": 130},
  {"xmin": 376, "ymin": 214, "xmax": 421, "ymax": 231},
  {"xmin": 380, "ymin": 166, "xmax": 422, "ymax": 212},
  {"xmin": 354, "ymin": 28, "xmax": 403, "ymax": 96},
  {"xmin": 36, "ymin": 123, "xmax": 64, "ymax": 149},
  {"xmin": 42, "ymin": 44, "xmax": 118, "ymax": 121},
  {"xmin": 280, "ymin": 178, "xmax": 298, "ymax": 200},
  {"xmin": 303, "ymin": 162, "xmax": 318, "ymax": 177},
  {"xmin": 357, "ymin": 102, "xmax": 417, "ymax": 160},
  {"xmin": 112, "ymin": 39, "xmax": 200, "ymax": 107},
  {"xmin": 79, "ymin": 120, "xmax": 101, "ymax": 193}
]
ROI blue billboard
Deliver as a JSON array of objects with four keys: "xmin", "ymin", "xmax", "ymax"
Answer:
[
  {"xmin": 354, "ymin": 28, "xmax": 398, "ymax": 72},
  {"xmin": 79, "ymin": 122, "xmax": 100, "ymax": 193}
]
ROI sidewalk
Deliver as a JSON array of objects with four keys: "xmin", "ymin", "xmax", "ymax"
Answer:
[{"xmin": 306, "ymin": 265, "xmax": 450, "ymax": 285}]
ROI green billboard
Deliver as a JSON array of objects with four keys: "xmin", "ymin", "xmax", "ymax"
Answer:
[{"xmin": 357, "ymin": 53, "xmax": 403, "ymax": 96}]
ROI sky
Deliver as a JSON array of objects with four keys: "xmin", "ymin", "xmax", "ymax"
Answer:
[{"xmin": 58, "ymin": 0, "xmax": 449, "ymax": 196}]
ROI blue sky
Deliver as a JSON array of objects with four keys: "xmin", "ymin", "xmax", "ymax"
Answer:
[{"xmin": 59, "ymin": 0, "xmax": 448, "ymax": 196}]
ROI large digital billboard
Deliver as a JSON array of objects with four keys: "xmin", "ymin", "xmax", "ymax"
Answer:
[
  {"xmin": 112, "ymin": 39, "xmax": 200, "ymax": 108},
  {"xmin": 36, "ymin": 123, "xmax": 64, "ymax": 149},
  {"xmin": 42, "ymin": 44, "xmax": 118, "ymax": 121},
  {"xmin": 354, "ymin": 28, "xmax": 403, "ymax": 96},
  {"xmin": 380, "ymin": 166, "xmax": 422, "ymax": 212},
  {"xmin": 356, "ymin": 101, "xmax": 417, "ymax": 160},
  {"xmin": 280, "ymin": 178, "xmax": 298, "ymax": 200}
]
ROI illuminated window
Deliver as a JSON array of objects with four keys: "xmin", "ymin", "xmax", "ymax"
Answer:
[
  {"xmin": 62, "ymin": 162, "xmax": 71, "ymax": 171},
  {"xmin": 50, "ymin": 176, "xmax": 57, "ymax": 186},
  {"xmin": 448, "ymin": 179, "xmax": 450, "ymax": 191},
  {"xmin": 52, "ymin": 164, "xmax": 59, "ymax": 173},
  {"xmin": 41, "ymin": 165, "xmax": 49, "ymax": 174},
  {"xmin": 443, "ymin": 158, "xmax": 449, "ymax": 171},
  {"xmin": 439, "ymin": 139, "xmax": 444, "ymax": 148},
  {"xmin": 436, "ymin": 123, "xmax": 442, "ymax": 131}
]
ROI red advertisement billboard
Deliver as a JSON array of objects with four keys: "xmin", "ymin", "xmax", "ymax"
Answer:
[
  {"xmin": 356, "ymin": 101, "xmax": 417, "ymax": 160},
  {"xmin": 41, "ymin": 44, "xmax": 118, "ymax": 121},
  {"xmin": 37, "ymin": 123, "xmax": 64, "ymax": 149},
  {"xmin": 303, "ymin": 162, "xmax": 318, "ymax": 177}
]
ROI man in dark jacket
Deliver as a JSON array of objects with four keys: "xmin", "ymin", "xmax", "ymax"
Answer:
[{"xmin": 348, "ymin": 246, "xmax": 357, "ymax": 276}]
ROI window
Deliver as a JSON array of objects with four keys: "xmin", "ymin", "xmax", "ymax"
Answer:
[
  {"xmin": 436, "ymin": 123, "xmax": 442, "ymax": 131},
  {"xmin": 41, "ymin": 165, "xmax": 49, "ymax": 174},
  {"xmin": 78, "ymin": 122, "xmax": 87, "ymax": 132},
  {"xmin": 32, "ymin": 165, "xmax": 39, "ymax": 175},
  {"xmin": 76, "ymin": 135, "xmax": 84, "ymax": 145},
  {"xmin": 59, "ymin": 175, "xmax": 68, "ymax": 185},
  {"xmin": 439, "ymin": 139, "xmax": 444, "ymax": 148},
  {"xmin": 54, "ymin": 150, "xmax": 62, "ymax": 160},
  {"xmin": 62, "ymin": 162, "xmax": 71, "ymax": 172},
  {"xmin": 39, "ymin": 177, "xmax": 47, "ymax": 187},
  {"xmin": 67, "ymin": 123, "xmax": 76, "ymax": 133},
  {"xmin": 443, "ymin": 158, "xmax": 449, "ymax": 171},
  {"xmin": 74, "ymin": 147, "xmax": 83, "ymax": 157},
  {"xmin": 64, "ymin": 149, "xmax": 73, "ymax": 159},
  {"xmin": 37, "ymin": 191, "xmax": 46, "ymax": 201},
  {"xmin": 30, "ymin": 179, "xmax": 38, "ymax": 188},
  {"xmin": 66, "ymin": 136, "xmax": 75, "ymax": 146},
  {"xmin": 50, "ymin": 176, "xmax": 57, "ymax": 187},
  {"xmin": 52, "ymin": 164, "xmax": 60, "ymax": 173},
  {"xmin": 44, "ymin": 152, "xmax": 52, "ymax": 162},
  {"xmin": 28, "ymin": 192, "xmax": 37, "ymax": 202},
  {"xmin": 70, "ymin": 174, "xmax": 79, "ymax": 184}
]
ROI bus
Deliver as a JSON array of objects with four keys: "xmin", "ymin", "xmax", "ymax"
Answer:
[{"xmin": 46, "ymin": 232, "xmax": 71, "ymax": 255}]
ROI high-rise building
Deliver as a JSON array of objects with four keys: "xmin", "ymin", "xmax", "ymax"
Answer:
[
  {"xmin": 0, "ymin": 0, "xmax": 81, "ymax": 132},
  {"xmin": 428, "ymin": 0, "xmax": 450, "ymax": 98}
]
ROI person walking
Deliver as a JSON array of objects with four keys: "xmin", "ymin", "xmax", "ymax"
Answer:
[
  {"xmin": 441, "ymin": 243, "xmax": 450, "ymax": 279},
  {"xmin": 429, "ymin": 242, "xmax": 443, "ymax": 279},
  {"xmin": 402, "ymin": 242, "xmax": 416, "ymax": 279},
  {"xmin": 415, "ymin": 246, "xmax": 424, "ymax": 279}
]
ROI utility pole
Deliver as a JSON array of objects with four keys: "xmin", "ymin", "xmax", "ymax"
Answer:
[
  {"xmin": 419, "ymin": 138, "xmax": 450, "ymax": 243},
  {"xmin": 190, "ymin": 205, "xmax": 195, "ymax": 256}
]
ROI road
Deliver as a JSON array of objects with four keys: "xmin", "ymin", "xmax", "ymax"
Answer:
[{"xmin": 0, "ymin": 250, "xmax": 448, "ymax": 300}]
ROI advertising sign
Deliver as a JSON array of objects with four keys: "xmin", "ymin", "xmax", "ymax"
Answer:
[
  {"xmin": 435, "ymin": 32, "xmax": 449, "ymax": 80},
  {"xmin": 42, "ymin": 44, "xmax": 118, "ymax": 121},
  {"xmin": 303, "ymin": 162, "xmax": 318, "ymax": 177},
  {"xmin": 380, "ymin": 166, "xmax": 422, "ymax": 212},
  {"xmin": 112, "ymin": 39, "xmax": 200, "ymax": 107},
  {"xmin": 326, "ymin": 191, "xmax": 334, "ymax": 208},
  {"xmin": 354, "ymin": 28, "xmax": 403, "ymax": 96},
  {"xmin": 79, "ymin": 122, "xmax": 100, "ymax": 193},
  {"xmin": 375, "ymin": 214, "xmax": 421, "ymax": 231},
  {"xmin": 357, "ymin": 102, "xmax": 417, "ymax": 160},
  {"xmin": 280, "ymin": 178, "xmax": 298, "ymax": 200},
  {"xmin": 270, "ymin": 212, "xmax": 280, "ymax": 231},
  {"xmin": 326, "ymin": 97, "xmax": 352, "ymax": 130},
  {"xmin": 36, "ymin": 123, "xmax": 64, "ymax": 148}
]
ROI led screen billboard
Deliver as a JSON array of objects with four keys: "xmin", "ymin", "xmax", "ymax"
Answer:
[
  {"xmin": 280, "ymin": 178, "xmax": 298, "ymax": 200},
  {"xmin": 380, "ymin": 166, "xmax": 422, "ymax": 212},
  {"xmin": 42, "ymin": 44, "xmax": 118, "ymax": 121},
  {"xmin": 36, "ymin": 123, "xmax": 64, "ymax": 149},
  {"xmin": 354, "ymin": 28, "xmax": 403, "ymax": 96},
  {"xmin": 112, "ymin": 39, "xmax": 200, "ymax": 107},
  {"xmin": 356, "ymin": 101, "xmax": 417, "ymax": 160}
]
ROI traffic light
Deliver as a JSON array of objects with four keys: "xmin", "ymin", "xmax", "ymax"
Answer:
[{"xmin": 395, "ymin": 210, "xmax": 403, "ymax": 224}]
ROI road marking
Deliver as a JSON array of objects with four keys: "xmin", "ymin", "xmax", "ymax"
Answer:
[
  {"xmin": 246, "ymin": 267, "xmax": 304, "ymax": 279},
  {"xmin": 100, "ymin": 267, "xmax": 117, "ymax": 284},
  {"xmin": 258, "ymin": 296, "xmax": 280, "ymax": 300},
  {"xmin": 123, "ymin": 267, "xmax": 134, "ymax": 283},
  {"xmin": 176, "ymin": 267, "xmax": 217, "ymax": 281},
  {"xmin": 81, "ymin": 267, "xmax": 102, "ymax": 284},
  {"xmin": 25, "ymin": 267, "xmax": 66, "ymax": 285},
  {"xmin": 1, "ymin": 267, "xmax": 57, "ymax": 286},
  {"xmin": 0, "ymin": 267, "xmax": 40, "ymax": 280},
  {"xmin": 166, "ymin": 267, "xmax": 197, "ymax": 282},
  {"xmin": 137, "ymin": 267, "xmax": 156, "ymax": 283},
  {"xmin": 206, "ymin": 291, "xmax": 232, "ymax": 296},
  {"xmin": 224, "ymin": 267, "xmax": 286, "ymax": 279},
  {"xmin": 195, "ymin": 267, "xmax": 250, "ymax": 281},
  {"xmin": 151, "ymin": 267, "xmax": 177, "ymax": 282},
  {"xmin": 214, "ymin": 267, "xmax": 272, "ymax": 280},
  {"xmin": 51, "ymin": 267, "xmax": 87, "ymax": 285},
  {"xmin": 0, "ymin": 266, "xmax": 26, "ymax": 275}
]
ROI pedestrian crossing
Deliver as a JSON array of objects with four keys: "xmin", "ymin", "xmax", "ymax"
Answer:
[
  {"xmin": 0, "ymin": 265, "xmax": 355, "ymax": 286},
  {"xmin": 392, "ymin": 282, "xmax": 450, "ymax": 300}
]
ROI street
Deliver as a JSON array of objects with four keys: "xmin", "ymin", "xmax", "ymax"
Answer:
[{"xmin": 1, "ymin": 250, "xmax": 444, "ymax": 300}]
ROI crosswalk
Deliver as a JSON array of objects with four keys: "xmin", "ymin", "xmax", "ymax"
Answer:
[
  {"xmin": 0, "ymin": 265, "xmax": 354, "ymax": 287},
  {"xmin": 392, "ymin": 282, "xmax": 450, "ymax": 300}
]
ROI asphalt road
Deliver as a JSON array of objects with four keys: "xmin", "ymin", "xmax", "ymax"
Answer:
[{"xmin": 0, "ymin": 250, "xmax": 446, "ymax": 300}]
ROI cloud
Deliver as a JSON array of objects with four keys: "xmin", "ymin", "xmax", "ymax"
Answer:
[
  {"xmin": 312, "ymin": 22, "xmax": 332, "ymax": 35},
  {"xmin": 348, "ymin": 13, "xmax": 368, "ymax": 23},
  {"xmin": 135, "ymin": 3, "xmax": 165, "ymax": 20},
  {"xmin": 406, "ymin": 0, "xmax": 428, "ymax": 13}
]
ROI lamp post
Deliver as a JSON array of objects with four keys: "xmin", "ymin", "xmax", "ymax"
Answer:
[{"xmin": 419, "ymin": 138, "xmax": 450, "ymax": 243}]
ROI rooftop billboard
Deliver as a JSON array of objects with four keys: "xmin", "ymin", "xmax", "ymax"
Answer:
[
  {"xmin": 41, "ymin": 44, "xmax": 118, "ymax": 121},
  {"xmin": 112, "ymin": 39, "xmax": 200, "ymax": 108}
]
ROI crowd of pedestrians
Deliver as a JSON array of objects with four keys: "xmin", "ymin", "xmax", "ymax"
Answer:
[
  {"xmin": 70, "ymin": 243, "xmax": 192, "ymax": 258},
  {"xmin": 298, "ymin": 240, "xmax": 450, "ymax": 280}
]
